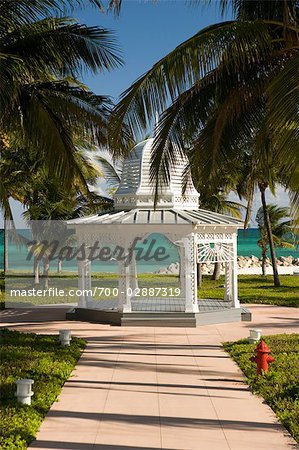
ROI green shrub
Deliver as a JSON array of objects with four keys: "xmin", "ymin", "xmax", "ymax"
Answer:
[
  {"xmin": 224, "ymin": 333, "xmax": 299, "ymax": 442},
  {"xmin": 0, "ymin": 329, "xmax": 86, "ymax": 449}
]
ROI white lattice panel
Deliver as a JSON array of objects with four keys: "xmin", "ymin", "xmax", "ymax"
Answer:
[
  {"xmin": 196, "ymin": 233, "xmax": 233, "ymax": 243},
  {"xmin": 197, "ymin": 242, "xmax": 234, "ymax": 263}
]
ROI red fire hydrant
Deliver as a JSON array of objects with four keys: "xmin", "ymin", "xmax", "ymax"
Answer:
[{"xmin": 250, "ymin": 340, "xmax": 275, "ymax": 375}]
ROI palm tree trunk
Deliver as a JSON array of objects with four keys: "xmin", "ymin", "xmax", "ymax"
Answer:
[
  {"xmin": 259, "ymin": 183, "xmax": 280, "ymax": 287},
  {"xmin": 197, "ymin": 263, "xmax": 202, "ymax": 288},
  {"xmin": 212, "ymin": 262, "xmax": 221, "ymax": 280},
  {"xmin": 43, "ymin": 256, "xmax": 49, "ymax": 289},
  {"xmin": 34, "ymin": 257, "xmax": 39, "ymax": 284},
  {"xmin": 57, "ymin": 256, "xmax": 62, "ymax": 274},
  {"xmin": 261, "ymin": 245, "xmax": 267, "ymax": 276}
]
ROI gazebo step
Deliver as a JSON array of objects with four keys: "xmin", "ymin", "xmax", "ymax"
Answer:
[
  {"xmin": 66, "ymin": 306, "xmax": 249, "ymax": 327},
  {"xmin": 121, "ymin": 315, "xmax": 197, "ymax": 327},
  {"xmin": 122, "ymin": 312, "xmax": 196, "ymax": 319},
  {"xmin": 66, "ymin": 307, "xmax": 122, "ymax": 325},
  {"xmin": 196, "ymin": 308, "xmax": 242, "ymax": 326},
  {"xmin": 122, "ymin": 308, "xmax": 244, "ymax": 327}
]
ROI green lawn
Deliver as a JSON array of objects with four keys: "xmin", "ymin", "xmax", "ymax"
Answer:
[
  {"xmin": 200, "ymin": 274, "xmax": 299, "ymax": 307},
  {"xmin": 224, "ymin": 334, "xmax": 299, "ymax": 443},
  {"xmin": 1, "ymin": 273, "xmax": 298, "ymax": 308},
  {"xmin": 0, "ymin": 329, "xmax": 86, "ymax": 449}
]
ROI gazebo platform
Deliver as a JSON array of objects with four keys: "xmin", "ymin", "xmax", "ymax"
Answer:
[{"xmin": 66, "ymin": 299, "xmax": 251, "ymax": 327}]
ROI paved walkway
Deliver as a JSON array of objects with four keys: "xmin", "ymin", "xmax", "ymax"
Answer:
[{"xmin": 1, "ymin": 305, "xmax": 298, "ymax": 450}]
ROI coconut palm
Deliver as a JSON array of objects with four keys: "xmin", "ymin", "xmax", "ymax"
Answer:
[
  {"xmin": 224, "ymin": 130, "xmax": 299, "ymax": 287},
  {"xmin": 256, "ymin": 204, "xmax": 294, "ymax": 276},
  {"xmin": 23, "ymin": 158, "xmax": 113, "ymax": 286},
  {"xmin": 1, "ymin": 0, "xmax": 122, "ymax": 270},
  {"xmin": 109, "ymin": 0, "xmax": 298, "ymax": 287},
  {"xmin": 110, "ymin": 1, "xmax": 298, "ymax": 173},
  {"xmin": 0, "ymin": 140, "xmax": 113, "ymax": 281},
  {"xmin": 0, "ymin": 134, "xmax": 29, "ymax": 273},
  {"xmin": 0, "ymin": 0, "xmax": 122, "ymax": 188}
]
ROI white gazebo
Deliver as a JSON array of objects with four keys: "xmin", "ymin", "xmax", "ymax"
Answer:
[{"xmin": 67, "ymin": 139, "xmax": 248, "ymax": 326}]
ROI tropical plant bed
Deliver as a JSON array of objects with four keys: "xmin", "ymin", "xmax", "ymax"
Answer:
[
  {"xmin": 224, "ymin": 333, "xmax": 299, "ymax": 443},
  {"xmin": 0, "ymin": 328, "xmax": 86, "ymax": 449}
]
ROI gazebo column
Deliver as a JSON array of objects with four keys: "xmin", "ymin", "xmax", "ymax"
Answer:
[
  {"xmin": 85, "ymin": 259, "xmax": 92, "ymax": 303},
  {"xmin": 130, "ymin": 251, "xmax": 138, "ymax": 292},
  {"xmin": 118, "ymin": 259, "xmax": 132, "ymax": 313},
  {"xmin": 77, "ymin": 258, "xmax": 91, "ymax": 307},
  {"xmin": 224, "ymin": 261, "xmax": 232, "ymax": 302},
  {"xmin": 231, "ymin": 234, "xmax": 240, "ymax": 308},
  {"xmin": 179, "ymin": 246, "xmax": 186, "ymax": 299},
  {"xmin": 183, "ymin": 235, "xmax": 199, "ymax": 313}
]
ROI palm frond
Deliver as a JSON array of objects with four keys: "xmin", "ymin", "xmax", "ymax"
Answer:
[
  {"xmin": 110, "ymin": 20, "xmax": 272, "ymax": 150},
  {"xmin": 96, "ymin": 155, "xmax": 122, "ymax": 187},
  {"xmin": 0, "ymin": 1, "xmax": 105, "ymax": 28},
  {"xmin": 266, "ymin": 55, "xmax": 299, "ymax": 173},
  {"xmin": 0, "ymin": 79, "xmax": 113, "ymax": 188},
  {"xmin": 1, "ymin": 17, "xmax": 122, "ymax": 80}
]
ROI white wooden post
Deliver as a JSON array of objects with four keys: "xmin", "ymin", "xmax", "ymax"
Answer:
[
  {"xmin": 85, "ymin": 259, "xmax": 92, "ymax": 304},
  {"xmin": 77, "ymin": 259, "xmax": 86, "ymax": 308},
  {"xmin": 130, "ymin": 251, "xmax": 138, "ymax": 292},
  {"xmin": 179, "ymin": 246, "xmax": 186, "ymax": 299},
  {"xmin": 183, "ymin": 234, "xmax": 199, "ymax": 313},
  {"xmin": 77, "ymin": 258, "xmax": 91, "ymax": 308},
  {"xmin": 232, "ymin": 233, "xmax": 240, "ymax": 308},
  {"xmin": 118, "ymin": 258, "xmax": 132, "ymax": 313},
  {"xmin": 224, "ymin": 261, "xmax": 232, "ymax": 302}
]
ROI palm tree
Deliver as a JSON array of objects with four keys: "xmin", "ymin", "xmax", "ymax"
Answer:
[
  {"xmin": 110, "ymin": 1, "xmax": 298, "ymax": 171},
  {"xmin": 109, "ymin": 0, "xmax": 298, "ymax": 287},
  {"xmin": 0, "ymin": 134, "xmax": 28, "ymax": 273},
  {"xmin": 0, "ymin": 0, "xmax": 122, "ymax": 188},
  {"xmin": 225, "ymin": 131, "xmax": 299, "ymax": 286},
  {"xmin": 256, "ymin": 204, "xmax": 294, "ymax": 276},
  {"xmin": 0, "ymin": 140, "xmax": 113, "ymax": 283},
  {"xmin": 23, "ymin": 163, "xmax": 113, "ymax": 286},
  {"xmin": 1, "ymin": 0, "xmax": 122, "ymax": 272}
]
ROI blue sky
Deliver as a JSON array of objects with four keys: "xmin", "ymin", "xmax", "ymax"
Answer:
[
  {"xmin": 1, "ymin": 1, "xmax": 289, "ymax": 227},
  {"xmin": 75, "ymin": 1, "xmax": 230, "ymax": 102}
]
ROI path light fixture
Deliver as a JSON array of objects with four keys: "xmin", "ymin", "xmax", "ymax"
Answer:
[
  {"xmin": 59, "ymin": 329, "xmax": 71, "ymax": 346},
  {"xmin": 15, "ymin": 379, "xmax": 34, "ymax": 405},
  {"xmin": 249, "ymin": 329, "xmax": 262, "ymax": 344}
]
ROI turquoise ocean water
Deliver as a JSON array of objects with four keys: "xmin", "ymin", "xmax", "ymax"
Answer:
[{"xmin": 1, "ymin": 228, "xmax": 298, "ymax": 274}]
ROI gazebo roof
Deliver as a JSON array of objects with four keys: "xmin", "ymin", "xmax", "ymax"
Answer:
[
  {"xmin": 114, "ymin": 138, "xmax": 200, "ymax": 210},
  {"xmin": 68, "ymin": 139, "xmax": 243, "ymax": 230},
  {"xmin": 68, "ymin": 208, "xmax": 243, "ymax": 226}
]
